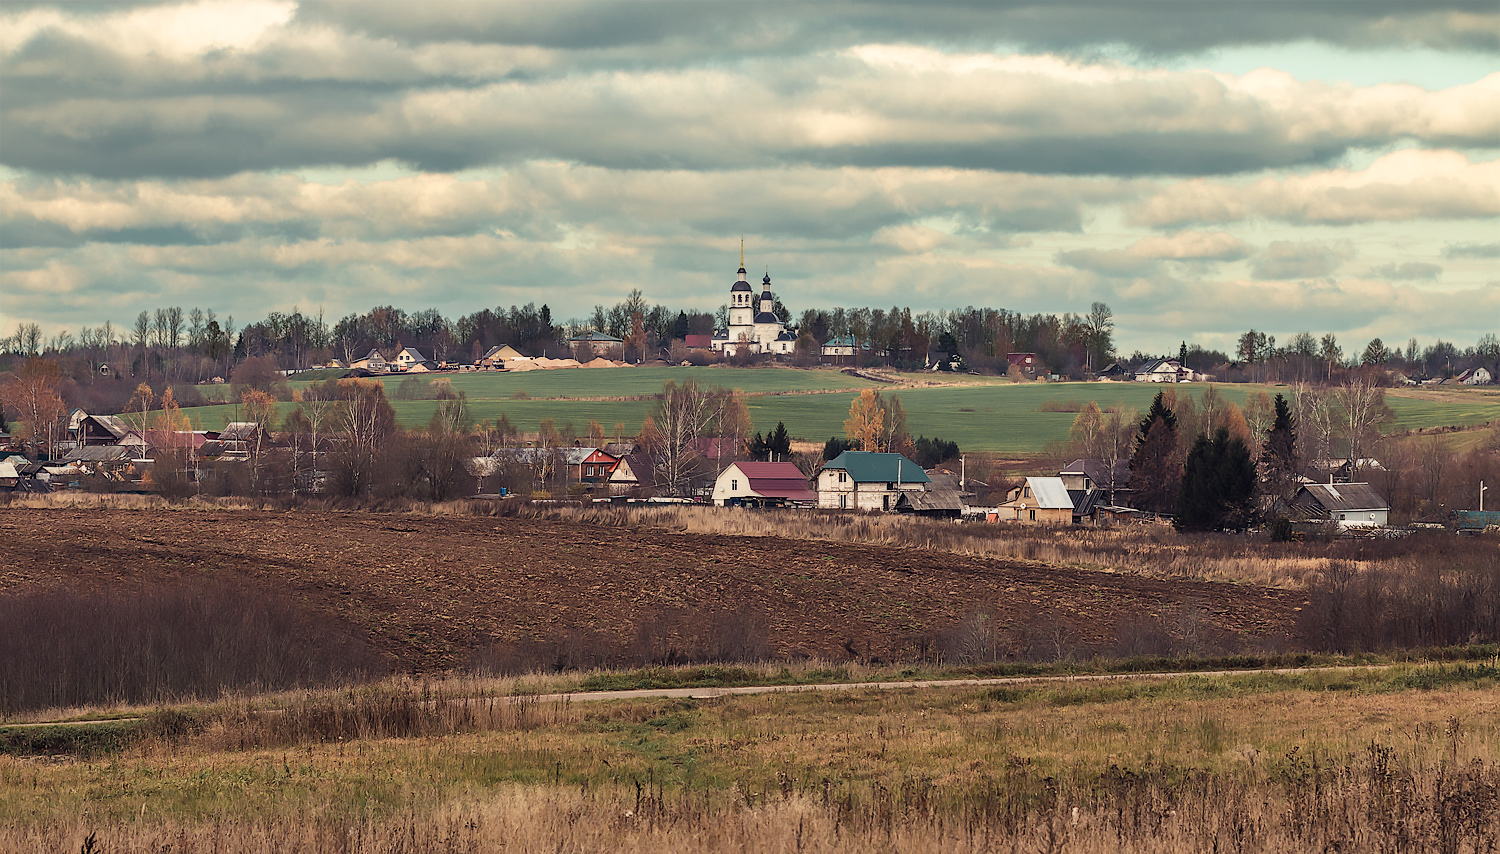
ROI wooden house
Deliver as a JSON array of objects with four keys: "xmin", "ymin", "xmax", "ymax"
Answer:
[
  {"xmin": 997, "ymin": 477, "xmax": 1074, "ymax": 524},
  {"xmin": 1292, "ymin": 482, "xmax": 1389, "ymax": 529}
]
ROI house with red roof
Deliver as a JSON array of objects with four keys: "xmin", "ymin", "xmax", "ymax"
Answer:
[{"xmin": 712, "ymin": 461, "xmax": 816, "ymax": 507}]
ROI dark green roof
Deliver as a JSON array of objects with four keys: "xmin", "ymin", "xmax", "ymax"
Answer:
[{"xmin": 822, "ymin": 451, "xmax": 929, "ymax": 484}]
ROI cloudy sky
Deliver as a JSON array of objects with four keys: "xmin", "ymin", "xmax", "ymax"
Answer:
[{"xmin": 3, "ymin": 0, "xmax": 1497, "ymax": 354}]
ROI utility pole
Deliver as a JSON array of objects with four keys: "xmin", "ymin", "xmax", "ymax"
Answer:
[{"xmin": 1482, "ymin": 481, "xmax": 1488, "ymax": 512}]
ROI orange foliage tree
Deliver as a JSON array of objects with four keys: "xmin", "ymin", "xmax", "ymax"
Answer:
[
  {"xmin": 1, "ymin": 357, "xmax": 68, "ymax": 457},
  {"xmin": 843, "ymin": 388, "xmax": 885, "ymax": 452}
]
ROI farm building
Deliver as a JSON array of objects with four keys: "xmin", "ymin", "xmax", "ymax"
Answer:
[
  {"xmin": 349, "ymin": 349, "xmax": 388, "ymax": 372},
  {"xmin": 712, "ymin": 461, "xmax": 816, "ymax": 507},
  {"xmin": 1058, "ymin": 458, "xmax": 1131, "ymax": 506},
  {"xmin": 1292, "ymin": 482, "xmax": 1389, "ymax": 529},
  {"xmin": 816, "ymin": 451, "xmax": 929, "ymax": 511},
  {"xmin": 68, "ymin": 411, "xmax": 131, "ymax": 447},
  {"xmin": 997, "ymin": 477, "xmax": 1074, "ymax": 524},
  {"xmin": 568, "ymin": 331, "xmax": 624, "ymax": 357}
]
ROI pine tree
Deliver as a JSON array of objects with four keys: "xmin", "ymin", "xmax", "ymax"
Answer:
[
  {"xmin": 1176, "ymin": 427, "xmax": 1256, "ymax": 531},
  {"xmin": 1129, "ymin": 391, "xmax": 1180, "ymax": 513}
]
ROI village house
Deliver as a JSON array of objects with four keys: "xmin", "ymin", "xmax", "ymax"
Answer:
[
  {"xmin": 712, "ymin": 461, "xmax": 816, "ymax": 507},
  {"xmin": 820, "ymin": 335, "xmax": 863, "ymax": 363},
  {"xmin": 569, "ymin": 331, "xmax": 624, "ymax": 358},
  {"xmin": 1454, "ymin": 367, "xmax": 1493, "ymax": 385},
  {"xmin": 816, "ymin": 450, "xmax": 929, "ymax": 511},
  {"xmin": 997, "ymin": 476, "xmax": 1074, "ymax": 524},
  {"xmin": 349, "ymin": 349, "xmax": 388, "ymax": 372},
  {"xmin": 1058, "ymin": 458, "xmax": 1132, "ymax": 506},
  {"xmin": 1292, "ymin": 482, "xmax": 1390, "ymax": 529},
  {"xmin": 607, "ymin": 453, "xmax": 654, "ymax": 496},
  {"xmin": 1006, "ymin": 353, "xmax": 1043, "ymax": 378},
  {"xmin": 1134, "ymin": 358, "xmax": 1191, "ymax": 383},
  {"xmin": 68, "ymin": 411, "xmax": 131, "ymax": 447}
]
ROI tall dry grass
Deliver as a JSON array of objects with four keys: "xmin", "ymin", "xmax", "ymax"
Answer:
[{"xmin": 9, "ymin": 667, "xmax": 1499, "ymax": 853}]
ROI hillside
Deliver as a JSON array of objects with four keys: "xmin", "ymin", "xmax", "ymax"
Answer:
[{"xmin": 2, "ymin": 509, "xmax": 1306, "ymax": 670}]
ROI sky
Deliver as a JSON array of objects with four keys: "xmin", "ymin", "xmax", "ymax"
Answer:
[{"xmin": 2, "ymin": 0, "xmax": 1497, "ymax": 355}]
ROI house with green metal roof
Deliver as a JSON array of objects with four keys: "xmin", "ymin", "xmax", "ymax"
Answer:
[{"xmin": 816, "ymin": 450, "xmax": 929, "ymax": 511}]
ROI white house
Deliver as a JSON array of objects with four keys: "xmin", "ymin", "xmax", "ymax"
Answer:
[
  {"xmin": 712, "ymin": 461, "xmax": 817, "ymax": 507},
  {"xmin": 1292, "ymin": 482, "xmax": 1390, "ymax": 529},
  {"xmin": 1459, "ymin": 367, "xmax": 1493, "ymax": 385},
  {"xmin": 1134, "ymin": 358, "xmax": 1192, "ymax": 383},
  {"xmin": 816, "ymin": 451, "xmax": 929, "ymax": 511}
]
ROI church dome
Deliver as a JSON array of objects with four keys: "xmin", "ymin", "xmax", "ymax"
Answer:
[
  {"xmin": 731, "ymin": 279, "xmax": 753, "ymax": 292},
  {"xmin": 754, "ymin": 311, "xmax": 781, "ymax": 323}
]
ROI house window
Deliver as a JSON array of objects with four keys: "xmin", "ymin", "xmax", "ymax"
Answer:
[
  {"xmin": 838, "ymin": 471, "xmax": 847, "ymax": 484},
  {"xmin": 731, "ymin": 479, "xmax": 738, "ymax": 491},
  {"xmin": 883, "ymin": 495, "xmax": 890, "ymax": 511},
  {"xmin": 839, "ymin": 494, "xmax": 847, "ymax": 509},
  {"xmin": 1029, "ymin": 509, "xmax": 1036, "ymax": 522}
]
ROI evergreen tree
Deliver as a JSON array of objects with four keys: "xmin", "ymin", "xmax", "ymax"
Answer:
[
  {"xmin": 1129, "ymin": 391, "xmax": 1180, "ymax": 513},
  {"xmin": 1262, "ymin": 393, "xmax": 1300, "ymax": 501},
  {"xmin": 824, "ymin": 436, "xmax": 856, "ymax": 459},
  {"xmin": 1176, "ymin": 427, "xmax": 1257, "ymax": 531}
]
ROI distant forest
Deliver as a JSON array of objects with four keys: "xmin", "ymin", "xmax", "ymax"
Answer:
[{"xmin": 2, "ymin": 289, "xmax": 1496, "ymax": 409}]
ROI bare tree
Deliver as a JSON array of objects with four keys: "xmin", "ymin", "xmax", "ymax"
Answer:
[
  {"xmin": 645, "ymin": 379, "xmax": 716, "ymax": 496},
  {"xmin": 1336, "ymin": 377, "xmax": 1390, "ymax": 478}
]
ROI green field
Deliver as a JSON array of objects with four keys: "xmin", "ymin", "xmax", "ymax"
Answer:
[{"xmin": 173, "ymin": 368, "xmax": 1500, "ymax": 454}]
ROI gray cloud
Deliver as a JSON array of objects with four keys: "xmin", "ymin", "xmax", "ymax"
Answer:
[
  {"xmin": 4, "ymin": 7, "xmax": 1497, "ymax": 180},
  {"xmin": 1442, "ymin": 241, "xmax": 1500, "ymax": 258},
  {"xmin": 1251, "ymin": 240, "xmax": 1355, "ymax": 279},
  {"xmin": 299, "ymin": 1, "xmax": 1500, "ymax": 55},
  {"xmin": 1369, "ymin": 261, "xmax": 1442, "ymax": 280}
]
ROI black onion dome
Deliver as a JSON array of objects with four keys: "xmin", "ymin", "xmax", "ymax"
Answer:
[
  {"xmin": 731, "ymin": 279, "xmax": 753, "ymax": 292},
  {"xmin": 754, "ymin": 311, "xmax": 780, "ymax": 323}
]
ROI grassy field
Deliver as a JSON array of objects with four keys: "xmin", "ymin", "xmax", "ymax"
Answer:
[
  {"xmin": 5, "ymin": 663, "xmax": 1497, "ymax": 851},
  {"xmin": 172, "ymin": 368, "xmax": 1500, "ymax": 453}
]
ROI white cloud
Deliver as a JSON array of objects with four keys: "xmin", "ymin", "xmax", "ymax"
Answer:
[{"xmin": 1130, "ymin": 149, "xmax": 1500, "ymax": 226}]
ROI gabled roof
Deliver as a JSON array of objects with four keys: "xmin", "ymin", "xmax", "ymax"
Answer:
[
  {"xmin": 397, "ymin": 346, "xmax": 429, "ymax": 360},
  {"xmin": 219, "ymin": 422, "xmax": 270, "ymax": 443},
  {"xmin": 73, "ymin": 413, "xmax": 130, "ymax": 439},
  {"xmin": 821, "ymin": 451, "xmax": 929, "ymax": 484},
  {"xmin": 1015, "ymin": 476, "xmax": 1073, "ymax": 509},
  {"xmin": 569, "ymin": 331, "xmax": 623, "ymax": 343},
  {"xmin": 724, "ymin": 461, "xmax": 816, "ymax": 501},
  {"xmin": 62, "ymin": 445, "xmax": 135, "ymax": 463},
  {"xmin": 1060, "ymin": 459, "xmax": 1132, "ymax": 488},
  {"xmin": 1295, "ymin": 482, "xmax": 1389, "ymax": 513}
]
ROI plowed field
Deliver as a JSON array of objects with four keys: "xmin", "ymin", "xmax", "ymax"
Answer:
[{"xmin": 3, "ymin": 509, "xmax": 1306, "ymax": 668}]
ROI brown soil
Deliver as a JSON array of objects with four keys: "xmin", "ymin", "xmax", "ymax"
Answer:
[{"xmin": 1, "ymin": 509, "xmax": 1306, "ymax": 670}]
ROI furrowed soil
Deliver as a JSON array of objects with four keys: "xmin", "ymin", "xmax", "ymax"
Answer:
[{"xmin": 2, "ymin": 509, "xmax": 1306, "ymax": 669}]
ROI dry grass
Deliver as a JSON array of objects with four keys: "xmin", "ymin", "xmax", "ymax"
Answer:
[{"xmin": 5, "ymin": 664, "xmax": 1498, "ymax": 852}]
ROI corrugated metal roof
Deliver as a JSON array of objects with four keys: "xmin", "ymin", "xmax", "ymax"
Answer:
[
  {"xmin": 1296, "ymin": 482, "xmax": 1389, "ymax": 512},
  {"xmin": 822, "ymin": 451, "xmax": 929, "ymax": 484},
  {"xmin": 62, "ymin": 445, "xmax": 134, "ymax": 463},
  {"xmin": 1021, "ymin": 477, "xmax": 1074, "ymax": 509},
  {"xmin": 728, "ymin": 462, "xmax": 816, "ymax": 501}
]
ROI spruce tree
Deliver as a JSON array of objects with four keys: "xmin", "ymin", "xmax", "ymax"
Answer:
[
  {"xmin": 1262, "ymin": 393, "xmax": 1299, "ymax": 501},
  {"xmin": 1176, "ymin": 427, "xmax": 1256, "ymax": 531},
  {"xmin": 1129, "ymin": 391, "xmax": 1180, "ymax": 513}
]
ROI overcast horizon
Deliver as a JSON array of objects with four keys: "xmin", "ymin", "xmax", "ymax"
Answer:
[{"xmin": 2, "ymin": 0, "xmax": 1497, "ymax": 355}]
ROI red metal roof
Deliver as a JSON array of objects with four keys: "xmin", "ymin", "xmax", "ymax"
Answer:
[{"xmin": 731, "ymin": 462, "xmax": 817, "ymax": 501}]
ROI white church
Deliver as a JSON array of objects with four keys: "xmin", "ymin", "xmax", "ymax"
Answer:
[{"xmin": 711, "ymin": 252, "xmax": 796, "ymax": 356}]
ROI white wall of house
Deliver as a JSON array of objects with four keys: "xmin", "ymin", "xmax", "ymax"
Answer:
[
  {"xmin": 1331, "ymin": 509, "xmax": 1389, "ymax": 528},
  {"xmin": 712, "ymin": 464, "xmax": 756, "ymax": 505},
  {"xmin": 816, "ymin": 469, "xmax": 922, "ymax": 511}
]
